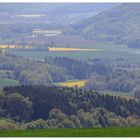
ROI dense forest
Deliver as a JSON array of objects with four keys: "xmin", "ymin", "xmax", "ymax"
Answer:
[
  {"xmin": 0, "ymin": 85, "xmax": 140, "ymax": 130},
  {"xmin": 45, "ymin": 56, "xmax": 140, "ymax": 94}
]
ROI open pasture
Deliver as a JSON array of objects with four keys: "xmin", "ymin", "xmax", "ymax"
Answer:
[{"xmin": 0, "ymin": 127, "xmax": 140, "ymax": 137}]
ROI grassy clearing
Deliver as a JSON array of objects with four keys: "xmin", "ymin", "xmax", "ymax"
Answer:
[
  {"xmin": 57, "ymin": 80, "xmax": 87, "ymax": 87},
  {"xmin": 0, "ymin": 127, "xmax": 140, "ymax": 137},
  {"xmin": 0, "ymin": 78, "xmax": 19, "ymax": 89}
]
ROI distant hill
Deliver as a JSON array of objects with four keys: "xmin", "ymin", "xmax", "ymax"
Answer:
[
  {"xmin": 0, "ymin": 3, "xmax": 117, "ymax": 15},
  {"xmin": 70, "ymin": 3, "xmax": 140, "ymax": 48},
  {"xmin": 0, "ymin": 3, "xmax": 119, "ymax": 40}
]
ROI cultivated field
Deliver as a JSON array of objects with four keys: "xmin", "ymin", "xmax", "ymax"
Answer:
[
  {"xmin": 57, "ymin": 80, "xmax": 87, "ymax": 87},
  {"xmin": 0, "ymin": 45, "xmax": 32, "ymax": 49},
  {"xmin": 48, "ymin": 47, "xmax": 103, "ymax": 52},
  {"xmin": 33, "ymin": 29, "xmax": 61, "ymax": 36},
  {"xmin": 0, "ymin": 127, "xmax": 140, "ymax": 137},
  {"xmin": 15, "ymin": 14, "xmax": 46, "ymax": 18},
  {"xmin": 10, "ymin": 47, "xmax": 140, "ymax": 62},
  {"xmin": 8, "ymin": 35, "xmax": 140, "ymax": 62}
]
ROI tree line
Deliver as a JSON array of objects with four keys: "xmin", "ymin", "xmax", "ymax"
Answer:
[{"xmin": 1, "ymin": 54, "xmax": 140, "ymax": 95}]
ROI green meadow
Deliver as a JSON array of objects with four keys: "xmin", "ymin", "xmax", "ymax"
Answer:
[{"xmin": 0, "ymin": 127, "xmax": 140, "ymax": 137}]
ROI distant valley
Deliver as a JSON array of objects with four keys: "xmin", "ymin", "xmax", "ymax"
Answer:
[{"xmin": 1, "ymin": 3, "xmax": 140, "ymax": 133}]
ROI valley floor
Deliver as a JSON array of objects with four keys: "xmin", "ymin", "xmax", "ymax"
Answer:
[{"xmin": 1, "ymin": 127, "xmax": 140, "ymax": 137}]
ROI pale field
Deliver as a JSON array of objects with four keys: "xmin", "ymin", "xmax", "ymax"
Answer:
[
  {"xmin": 57, "ymin": 80, "xmax": 87, "ymax": 87},
  {"xmin": 0, "ymin": 45, "xmax": 32, "ymax": 49},
  {"xmin": 48, "ymin": 47, "xmax": 103, "ymax": 52},
  {"xmin": 33, "ymin": 29, "xmax": 61, "ymax": 35},
  {"xmin": 15, "ymin": 14, "xmax": 46, "ymax": 18}
]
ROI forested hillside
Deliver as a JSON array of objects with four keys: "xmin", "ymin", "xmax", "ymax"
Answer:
[
  {"xmin": 0, "ymin": 85, "xmax": 140, "ymax": 130},
  {"xmin": 69, "ymin": 3, "xmax": 140, "ymax": 48}
]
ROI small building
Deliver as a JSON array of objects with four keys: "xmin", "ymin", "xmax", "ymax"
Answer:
[{"xmin": 0, "ymin": 49, "xmax": 8, "ymax": 55}]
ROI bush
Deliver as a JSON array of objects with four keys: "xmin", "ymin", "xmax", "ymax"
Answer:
[
  {"xmin": 0, "ymin": 119, "xmax": 18, "ymax": 130},
  {"xmin": 6, "ymin": 93, "xmax": 33, "ymax": 122},
  {"xmin": 25, "ymin": 119, "xmax": 49, "ymax": 129}
]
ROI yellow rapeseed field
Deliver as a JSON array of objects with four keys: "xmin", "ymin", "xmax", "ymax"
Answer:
[
  {"xmin": 0, "ymin": 45, "xmax": 17, "ymax": 49},
  {"xmin": 0, "ymin": 45, "xmax": 32, "ymax": 49},
  {"xmin": 58, "ymin": 80, "xmax": 87, "ymax": 87},
  {"xmin": 48, "ymin": 47, "xmax": 103, "ymax": 52}
]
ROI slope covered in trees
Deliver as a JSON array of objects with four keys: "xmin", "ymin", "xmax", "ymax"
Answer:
[
  {"xmin": 0, "ymin": 85, "xmax": 140, "ymax": 130},
  {"xmin": 69, "ymin": 3, "xmax": 140, "ymax": 48}
]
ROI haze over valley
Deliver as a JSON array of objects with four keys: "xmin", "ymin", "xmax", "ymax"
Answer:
[{"xmin": 1, "ymin": 3, "xmax": 140, "ymax": 136}]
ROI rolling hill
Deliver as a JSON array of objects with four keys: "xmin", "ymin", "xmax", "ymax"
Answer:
[
  {"xmin": 0, "ymin": 3, "xmax": 117, "ymax": 15},
  {"xmin": 70, "ymin": 3, "xmax": 140, "ymax": 48},
  {"xmin": 0, "ymin": 3, "xmax": 119, "ymax": 42}
]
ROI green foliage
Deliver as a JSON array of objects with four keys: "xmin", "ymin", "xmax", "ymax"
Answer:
[
  {"xmin": 6, "ymin": 93, "xmax": 33, "ymax": 122},
  {"xmin": 3, "ymin": 85, "xmax": 140, "ymax": 128},
  {"xmin": 45, "ymin": 56, "xmax": 112, "ymax": 80},
  {"xmin": 26, "ymin": 119, "xmax": 49, "ymax": 130},
  {"xmin": 49, "ymin": 108, "xmax": 66, "ymax": 122},
  {"xmin": 49, "ymin": 108, "xmax": 76, "ymax": 128},
  {"xmin": 0, "ymin": 92, "xmax": 6, "ymax": 117},
  {"xmin": 70, "ymin": 115, "xmax": 82, "ymax": 128},
  {"xmin": 61, "ymin": 119, "xmax": 75, "ymax": 128},
  {"xmin": 0, "ymin": 55, "xmax": 68, "ymax": 86},
  {"xmin": 133, "ymin": 86, "xmax": 140, "ymax": 99},
  {"xmin": 0, "ymin": 118, "xmax": 18, "ymax": 130},
  {"xmin": 1, "ymin": 54, "xmax": 140, "ymax": 94},
  {"xmin": 77, "ymin": 109, "xmax": 96, "ymax": 128},
  {"xmin": 85, "ymin": 62, "xmax": 140, "ymax": 93},
  {"xmin": 45, "ymin": 57, "xmax": 140, "ymax": 94}
]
